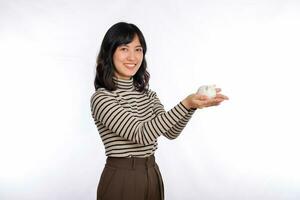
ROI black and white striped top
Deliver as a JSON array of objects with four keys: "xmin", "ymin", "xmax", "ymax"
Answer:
[{"xmin": 90, "ymin": 77, "xmax": 195, "ymax": 158}]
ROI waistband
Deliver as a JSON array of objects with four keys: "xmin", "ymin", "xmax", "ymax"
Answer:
[{"xmin": 105, "ymin": 155, "xmax": 156, "ymax": 170}]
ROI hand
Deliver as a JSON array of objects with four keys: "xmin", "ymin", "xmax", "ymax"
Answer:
[{"xmin": 181, "ymin": 88, "xmax": 229, "ymax": 110}]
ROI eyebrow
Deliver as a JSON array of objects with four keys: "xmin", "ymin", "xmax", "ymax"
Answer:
[{"xmin": 121, "ymin": 44, "xmax": 143, "ymax": 48}]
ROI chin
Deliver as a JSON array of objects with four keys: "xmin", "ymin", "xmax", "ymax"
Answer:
[{"xmin": 127, "ymin": 71, "xmax": 138, "ymax": 77}]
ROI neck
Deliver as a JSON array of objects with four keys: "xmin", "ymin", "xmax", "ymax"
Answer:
[{"xmin": 112, "ymin": 76, "xmax": 134, "ymax": 90}]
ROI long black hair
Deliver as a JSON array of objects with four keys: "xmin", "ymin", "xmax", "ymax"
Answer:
[{"xmin": 94, "ymin": 22, "xmax": 150, "ymax": 92}]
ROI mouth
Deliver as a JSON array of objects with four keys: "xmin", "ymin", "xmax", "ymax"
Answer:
[{"xmin": 124, "ymin": 63, "xmax": 136, "ymax": 69}]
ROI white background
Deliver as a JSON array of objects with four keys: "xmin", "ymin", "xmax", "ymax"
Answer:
[{"xmin": 1, "ymin": 0, "xmax": 300, "ymax": 199}]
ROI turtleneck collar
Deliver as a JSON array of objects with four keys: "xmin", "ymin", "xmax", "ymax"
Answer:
[{"xmin": 113, "ymin": 76, "xmax": 135, "ymax": 90}]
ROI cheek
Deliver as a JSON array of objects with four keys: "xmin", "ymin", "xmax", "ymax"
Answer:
[
  {"xmin": 113, "ymin": 56, "xmax": 122, "ymax": 71},
  {"xmin": 112, "ymin": 52, "xmax": 118, "ymax": 64},
  {"xmin": 138, "ymin": 54, "xmax": 144, "ymax": 63},
  {"xmin": 113, "ymin": 51, "xmax": 126, "ymax": 63}
]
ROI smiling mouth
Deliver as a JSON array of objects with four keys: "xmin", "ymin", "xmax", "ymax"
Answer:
[{"xmin": 124, "ymin": 63, "xmax": 136, "ymax": 69}]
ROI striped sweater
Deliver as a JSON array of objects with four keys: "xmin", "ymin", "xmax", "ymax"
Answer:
[{"xmin": 90, "ymin": 77, "xmax": 196, "ymax": 157}]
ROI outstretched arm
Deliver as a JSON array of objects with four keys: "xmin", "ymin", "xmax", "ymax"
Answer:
[
  {"xmin": 153, "ymin": 88, "xmax": 229, "ymax": 139},
  {"xmin": 90, "ymin": 91, "xmax": 191, "ymax": 145},
  {"xmin": 151, "ymin": 92, "xmax": 196, "ymax": 139}
]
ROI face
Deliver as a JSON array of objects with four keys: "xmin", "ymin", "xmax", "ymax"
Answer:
[{"xmin": 113, "ymin": 35, "xmax": 144, "ymax": 80}]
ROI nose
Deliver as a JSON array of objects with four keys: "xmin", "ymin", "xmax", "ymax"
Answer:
[{"xmin": 127, "ymin": 50, "xmax": 136, "ymax": 61}]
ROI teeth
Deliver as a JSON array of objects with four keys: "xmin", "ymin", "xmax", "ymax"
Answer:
[{"xmin": 125, "ymin": 64, "xmax": 135, "ymax": 67}]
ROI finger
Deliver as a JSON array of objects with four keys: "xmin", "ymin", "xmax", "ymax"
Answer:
[
  {"xmin": 202, "ymin": 100, "xmax": 218, "ymax": 108},
  {"xmin": 201, "ymin": 96, "xmax": 209, "ymax": 100},
  {"xmin": 214, "ymin": 99, "xmax": 224, "ymax": 103},
  {"xmin": 195, "ymin": 94, "xmax": 209, "ymax": 100},
  {"xmin": 204, "ymin": 102, "xmax": 219, "ymax": 107},
  {"xmin": 211, "ymin": 98, "xmax": 224, "ymax": 105},
  {"xmin": 210, "ymin": 98, "xmax": 222, "ymax": 102},
  {"xmin": 209, "ymin": 101, "xmax": 222, "ymax": 107},
  {"xmin": 221, "ymin": 95, "xmax": 229, "ymax": 100},
  {"xmin": 215, "ymin": 94, "xmax": 229, "ymax": 100},
  {"xmin": 212, "ymin": 103, "xmax": 221, "ymax": 106}
]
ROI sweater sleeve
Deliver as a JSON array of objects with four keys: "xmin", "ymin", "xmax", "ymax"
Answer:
[
  {"xmin": 90, "ymin": 90, "xmax": 191, "ymax": 145},
  {"xmin": 151, "ymin": 92, "xmax": 196, "ymax": 139}
]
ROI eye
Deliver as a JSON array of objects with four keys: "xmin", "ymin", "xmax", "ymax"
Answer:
[
  {"xmin": 119, "ymin": 47, "xmax": 128, "ymax": 51},
  {"xmin": 136, "ymin": 48, "xmax": 143, "ymax": 52}
]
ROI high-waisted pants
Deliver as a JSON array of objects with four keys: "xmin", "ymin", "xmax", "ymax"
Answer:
[{"xmin": 97, "ymin": 155, "xmax": 164, "ymax": 200}]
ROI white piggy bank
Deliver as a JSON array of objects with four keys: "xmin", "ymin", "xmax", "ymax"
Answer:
[{"xmin": 197, "ymin": 85, "xmax": 216, "ymax": 99}]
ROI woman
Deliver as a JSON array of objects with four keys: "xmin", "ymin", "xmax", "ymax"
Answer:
[{"xmin": 90, "ymin": 22, "xmax": 228, "ymax": 200}]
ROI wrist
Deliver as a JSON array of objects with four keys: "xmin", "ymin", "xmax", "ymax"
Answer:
[{"xmin": 181, "ymin": 100, "xmax": 191, "ymax": 110}]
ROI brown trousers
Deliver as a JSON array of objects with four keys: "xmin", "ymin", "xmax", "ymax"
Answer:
[{"xmin": 97, "ymin": 155, "xmax": 164, "ymax": 200}]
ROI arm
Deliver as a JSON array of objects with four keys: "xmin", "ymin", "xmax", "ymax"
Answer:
[
  {"xmin": 151, "ymin": 92, "xmax": 196, "ymax": 139},
  {"xmin": 90, "ymin": 90, "xmax": 191, "ymax": 145}
]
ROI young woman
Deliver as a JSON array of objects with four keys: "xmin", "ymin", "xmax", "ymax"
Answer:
[{"xmin": 90, "ymin": 22, "xmax": 229, "ymax": 200}]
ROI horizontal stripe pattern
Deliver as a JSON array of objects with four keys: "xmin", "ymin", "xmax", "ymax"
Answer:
[{"xmin": 90, "ymin": 77, "xmax": 195, "ymax": 157}]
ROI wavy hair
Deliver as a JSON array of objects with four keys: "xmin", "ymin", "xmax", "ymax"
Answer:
[{"xmin": 94, "ymin": 22, "xmax": 150, "ymax": 92}]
